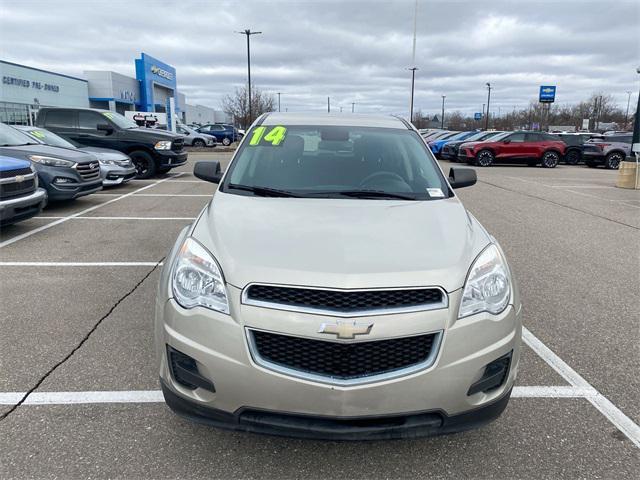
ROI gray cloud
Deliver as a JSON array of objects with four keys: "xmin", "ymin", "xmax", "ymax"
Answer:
[{"xmin": 1, "ymin": 0, "xmax": 638, "ymax": 117}]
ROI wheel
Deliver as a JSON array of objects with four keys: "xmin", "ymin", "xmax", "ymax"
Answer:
[
  {"xmin": 541, "ymin": 151, "xmax": 559, "ymax": 168},
  {"xmin": 129, "ymin": 150, "xmax": 157, "ymax": 179},
  {"xmin": 475, "ymin": 149, "xmax": 494, "ymax": 167},
  {"xmin": 604, "ymin": 152, "xmax": 624, "ymax": 170},
  {"xmin": 564, "ymin": 149, "xmax": 581, "ymax": 165},
  {"xmin": 222, "ymin": 137, "xmax": 231, "ymax": 146},
  {"xmin": 192, "ymin": 138, "xmax": 206, "ymax": 148}
]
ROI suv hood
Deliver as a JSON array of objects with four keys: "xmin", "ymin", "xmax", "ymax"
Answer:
[
  {"xmin": 79, "ymin": 146, "xmax": 130, "ymax": 160},
  {"xmin": 0, "ymin": 144, "xmax": 98, "ymax": 163},
  {"xmin": 191, "ymin": 193, "xmax": 492, "ymax": 292}
]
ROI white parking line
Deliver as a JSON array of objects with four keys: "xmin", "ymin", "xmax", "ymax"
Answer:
[
  {"xmin": 0, "ymin": 386, "xmax": 592, "ymax": 406},
  {"xmin": 92, "ymin": 193, "xmax": 211, "ymax": 197},
  {"xmin": 523, "ymin": 327, "xmax": 640, "ymax": 448},
  {"xmin": 0, "ymin": 173, "xmax": 184, "ymax": 249},
  {"xmin": 0, "ymin": 262, "xmax": 163, "ymax": 267}
]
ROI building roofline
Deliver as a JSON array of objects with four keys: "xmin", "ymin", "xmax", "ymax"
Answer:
[{"xmin": 1, "ymin": 60, "xmax": 88, "ymax": 83}]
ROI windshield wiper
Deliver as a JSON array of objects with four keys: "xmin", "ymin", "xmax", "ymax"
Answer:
[
  {"xmin": 226, "ymin": 183, "xmax": 300, "ymax": 198},
  {"xmin": 325, "ymin": 190, "xmax": 419, "ymax": 200}
]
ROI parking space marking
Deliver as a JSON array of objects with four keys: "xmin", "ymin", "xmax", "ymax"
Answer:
[
  {"xmin": 523, "ymin": 327, "xmax": 640, "ymax": 448},
  {"xmin": 37, "ymin": 216, "xmax": 196, "ymax": 220},
  {"xmin": 0, "ymin": 386, "xmax": 592, "ymax": 406},
  {"xmin": 92, "ymin": 193, "xmax": 210, "ymax": 197},
  {"xmin": 0, "ymin": 173, "xmax": 184, "ymax": 249},
  {"xmin": 0, "ymin": 262, "xmax": 163, "ymax": 267}
]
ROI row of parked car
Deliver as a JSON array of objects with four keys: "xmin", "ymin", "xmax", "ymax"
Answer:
[
  {"xmin": 420, "ymin": 128, "xmax": 633, "ymax": 169},
  {"xmin": 0, "ymin": 107, "xmax": 191, "ymax": 227}
]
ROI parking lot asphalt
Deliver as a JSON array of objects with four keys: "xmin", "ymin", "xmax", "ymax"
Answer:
[{"xmin": 0, "ymin": 152, "xmax": 638, "ymax": 478}]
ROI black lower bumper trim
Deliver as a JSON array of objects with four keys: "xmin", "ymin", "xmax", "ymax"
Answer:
[{"xmin": 161, "ymin": 379, "xmax": 512, "ymax": 440}]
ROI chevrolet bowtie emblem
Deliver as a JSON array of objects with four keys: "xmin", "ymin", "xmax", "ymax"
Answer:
[
  {"xmin": 14, "ymin": 175, "xmax": 25, "ymax": 183},
  {"xmin": 318, "ymin": 321, "xmax": 373, "ymax": 339}
]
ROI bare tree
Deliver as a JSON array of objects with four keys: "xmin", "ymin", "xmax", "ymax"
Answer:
[{"xmin": 222, "ymin": 85, "xmax": 275, "ymax": 129}]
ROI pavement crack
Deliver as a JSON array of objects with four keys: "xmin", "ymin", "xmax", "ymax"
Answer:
[
  {"xmin": 478, "ymin": 179, "xmax": 640, "ymax": 230},
  {"xmin": 0, "ymin": 257, "xmax": 165, "ymax": 422}
]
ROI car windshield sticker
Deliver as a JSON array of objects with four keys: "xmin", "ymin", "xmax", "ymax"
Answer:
[
  {"xmin": 30, "ymin": 130, "xmax": 46, "ymax": 139},
  {"xmin": 249, "ymin": 126, "xmax": 287, "ymax": 146},
  {"xmin": 102, "ymin": 112, "xmax": 115, "ymax": 120},
  {"xmin": 427, "ymin": 188, "xmax": 445, "ymax": 198}
]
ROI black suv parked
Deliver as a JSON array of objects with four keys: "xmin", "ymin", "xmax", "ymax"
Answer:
[{"xmin": 36, "ymin": 108, "xmax": 187, "ymax": 178}]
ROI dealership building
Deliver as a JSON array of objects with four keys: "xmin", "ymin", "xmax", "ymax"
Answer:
[{"xmin": 1, "ymin": 53, "xmax": 228, "ymax": 125}]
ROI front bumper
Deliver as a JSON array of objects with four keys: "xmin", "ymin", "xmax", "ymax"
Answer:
[
  {"xmin": 100, "ymin": 164, "xmax": 137, "ymax": 186},
  {"xmin": 0, "ymin": 187, "xmax": 47, "ymax": 226},
  {"xmin": 154, "ymin": 150, "xmax": 188, "ymax": 168},
  {"xmin": 156, "ymin": 283, "xmax": 521, "ymax": 438},
  {"xmin": 36, "ymin": 167, "xmax": 103, "ymax": 201}
]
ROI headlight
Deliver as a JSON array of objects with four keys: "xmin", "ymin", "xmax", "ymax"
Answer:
[
  {"xmin": 154, "ymin": 141, "xmax": 172, "ymax": 150},
  {"xmin": 458, "ymin": 244, "xmax": 511, "ymax": 318},
  {"xmin": 28, "ymin": 155, "xmax": 75, "ymax": 167},
  {"xmin": 172, "ymin": 237, "xmax": 229, "ymax": 314},
  {"xmin": 98, "ymin": 159, "xmax": 117, "ymax": 166}
]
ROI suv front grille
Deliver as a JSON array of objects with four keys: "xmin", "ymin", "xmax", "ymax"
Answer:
[
  {"xmin": 250, "ymin": 330, "xmax": 438, "ymax": 381},
  {"xmin": 0, "ymin": 167, "xmax": 32, "ymax": 179},
  {"xmin": 76, "ymin": 161, "xmax": 101, "ymax": 180},
  {"xmin": 171, "ymin": 138, "xmax": 184, "ymax": 152},
  {"xmin": 0, "ymin": 178, "xmax": 36, "ymax": 199},
  {"xmin": 245, "ymin": 285, "xmax": 445, "ymax": 315}
]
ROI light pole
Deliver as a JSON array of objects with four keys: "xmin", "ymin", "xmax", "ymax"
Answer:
[
  {"xmin": 625, "ymin": 91, "xmax": 632, "ymax": 129},
  {"xmin": 485, "ymin": 82, "xmax": 492, "ymax": 130},
  {"xmin": 351, "ymin": 102, "xmax": 355, "ymax": 113},
  {"xmin": 237, "ymin": 29, "xmax": 262, "ymax": 125},
  {"xmin": 441, "ymin": 95, "xmax": 446, "ymax": 129},
  {"xmin": 327, "ymin": 97, "xmax": 330, "ymax": 113},
  {"xmin": 408, "ymin": 67, "xmax": 418, "ymax": 123},
  {"xmin": 277, "ymin": 92, "xmax": 281, "ymax": 112}
]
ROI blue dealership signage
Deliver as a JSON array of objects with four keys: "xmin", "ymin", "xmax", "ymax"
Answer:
[
  {"xmin": 474, "ymin": 112, "xmax": 483, "ymax": 120},
  {"xmin": 539, "ymin": 85, "xmax": 556, "ymax": 103},
  {"xmin": 135, "ymin": 52, "xmax": 179, "ymax": 113}
]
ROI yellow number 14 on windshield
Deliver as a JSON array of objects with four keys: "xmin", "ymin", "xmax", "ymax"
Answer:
[{"xmin": 249, "ymin": 126, "xmax": 287, "ymax": 146}]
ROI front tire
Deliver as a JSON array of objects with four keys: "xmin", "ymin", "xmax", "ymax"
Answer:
[
  {"xmin": 222, "ymin": 137, "xmax": 232, "ymax": 146},
  {"xmin": 604, "ymin": 152, "xmax": 623, "ymax": 169},
  {"xmin": 541, "ymin": 151, "xmax": 559, "ymax": 168},
  {"xmin": 565, "ymin": 149, "xmax": 581, "ymax": 165},
  {"xmin": 192, "ymin": 138, "xmax": 206, "ymax": 148},
  {"xmin": 129, "ymin": 150, "xmax": 157, "ymax": 179},
  {"xmin": 475, "ymin": 149, "xmax": 494, "ymax": 167}
]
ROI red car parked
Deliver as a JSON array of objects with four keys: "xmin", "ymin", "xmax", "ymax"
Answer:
[{"xmin": 457, "ymin": 131, "xmax": 566, "ymax": 168}]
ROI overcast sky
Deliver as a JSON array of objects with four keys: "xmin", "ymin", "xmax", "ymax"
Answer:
[{"xmin": 1, "ymin": 0, "xmax": 638, "ymax": 117}]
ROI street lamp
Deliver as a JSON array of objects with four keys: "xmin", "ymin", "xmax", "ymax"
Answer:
[
  {"xmin": 485, "ymin": 82, "xmax": 492, "ymax": 130},
  {"xmin": 351, "ymin": 102, "xmax": 356, "ymax": 113},
  {"xmin": 408, "ymin": 67, "xmax": 418, "ymax": 123},
  {"xmin": 441, "ymin": 95, "xmax": 446, "ymax": 129},
  {"xmin": 277, "ymin": 92, "xmax": 281, "ymax": 112},
  {"xmin": 625, "ymin": 91, "xmax": 632, "ymax": 129},
  {"xmin": 236, "ymin": 29, "xmax": 262, "ymax": 125}
]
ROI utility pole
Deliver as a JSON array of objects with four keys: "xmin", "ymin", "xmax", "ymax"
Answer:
[
  {"xmin": 277, "ymin": 92, "xmax": 281, "ymax": 112},
  {"xmin": 408, "ymin": 67, "xmax": 418, "ymax": 123},
  {"xmin": 441, "ymin": 95, "xmax": 446, "ymax": 129},
  {"xmin": 351, "ymin": 102, "xmax": 355, "ymax": 113},
  {"xmin": 327, "ymin": 97, "xmax": 330, "ymax": 113},
  {"xmin": 237, "ymin": 29, "xmax": 262, "ymax": 125},
  {"xmin": 485, "ymin": 82, "xmax": 492, "ymax": 130},
  {"xmin": 625, "ymin": 91, "xmax": 632, "ymax": 129}
]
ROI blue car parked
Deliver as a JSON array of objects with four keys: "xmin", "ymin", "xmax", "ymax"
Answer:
[
  {"xmin": 429, "ymin": 131, "xmax": 477, "ymax": 158},
  {"xmin": 197, "ymin": 124, "xmax": 238, "ymax": 146},
  {"xmin": 0, "ymin": 154, "xmax": 47, "ymax": 226}
]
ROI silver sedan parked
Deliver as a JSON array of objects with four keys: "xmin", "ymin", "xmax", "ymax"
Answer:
[
  {"xmin": 176, "ymin": 124, "xmax": 217, "ymax": 147},
  {"xmin": 14, "ymin": 126, "xmax": 136, "ymax": 186}
]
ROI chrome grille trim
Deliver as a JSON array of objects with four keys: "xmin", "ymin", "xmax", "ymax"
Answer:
[
  {"xmin": 245, "ymin": 327, "xmax": 443, "ymax": 386},
  {"xmin": 241, "ymin": 283, "xmax": 448, "ymax": 317},
  {"xmin": 75, "ymin": 161, "xmax": 101, "ymax": 180}
]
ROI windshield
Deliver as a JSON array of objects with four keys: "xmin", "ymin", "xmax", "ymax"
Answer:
[
  {"xmin": 483, "ymin": 132, "xmax": 510, "ymax": 142},
  {"xmin": 21, "ymin": 128, "xmax": 77, "ymax": 149},
  {"xmin": 223, "ymin": 125, "xmax": 450, "ymax": 200},
  {"xmin": 443, "ymin": 131, "xmax": 472, "ymax": 142},
  {"xmin": 0, "ymin": 123, "xmax": 40, "ymax": 146},
  {"xmin": 101, "ymin": 111, "xmax": 139, "ymax": 129}
]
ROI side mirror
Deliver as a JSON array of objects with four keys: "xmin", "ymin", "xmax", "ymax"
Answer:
[
  {"xmin": 503, "ymin": 139, "xmax": 511, "ymax": 144},
  {"xmin": 448, "ymin": 167, "xmax": 477, "ymax": 189},
  {"xmin": 97, "ymin": 123, "xmax": 114, "ymax": 135},
  {"xmin": 194, "ymin": 161, "xmax": 223, "ymax": 184}
]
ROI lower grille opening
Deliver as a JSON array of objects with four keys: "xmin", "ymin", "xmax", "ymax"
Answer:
[
  {"xmin": 250, "ymin": 330, "xmax": 438, "ymax": 381},
  {"xmin": 467, "ymin": 351, "xmax": 512, "ymax": 396},
  {"xmin": 167, "ymin": 346, "xmax": 215, "ymax": 392}
]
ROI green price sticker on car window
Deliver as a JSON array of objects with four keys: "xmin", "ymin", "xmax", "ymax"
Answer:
[
  {"xmin": 102, "ymin": 112, "xmax": 115, "ymax": 120},
  {"xmin": 31, "ymin": 130, "xmax": 46, "ymax": 139},
  {"xmin": 249, "ymin": 126, "xmax": 287, "ymax": 146}
]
